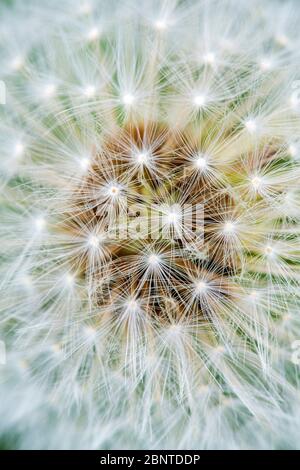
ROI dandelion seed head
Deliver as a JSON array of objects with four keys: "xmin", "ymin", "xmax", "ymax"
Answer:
[{"xmin": 2, "ymin": 0, "xmax": 300, "ymax": 451}]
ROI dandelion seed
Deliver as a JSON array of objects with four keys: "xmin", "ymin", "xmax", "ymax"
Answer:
[
  {"xmin": 83, "ymin": 326, "xmax": 97, "ymax": 340},
  {"xmin": 20, "ymin": 274, "xmax": 33, "ymax": 290},
  {"xmin": 86, "ymin": 27, "xmax": 100, "ymax": 42},
  {"xmin": 122, "ymin": 93, "xmax": 135, "ymax": 106},
  {"xmin": 14, "ymin": 142, "xmax": 25, "ymax": 157},
  {"xmin": 42, "ymin": 83, "xmax": 57, "ymax": 99},
  {"xmin": 10, "ymin": 56, "xmax": 24, "ymax": 71},
  {"xmin": 245, "ymin": 118, "xmax": 258, "ymax": 133},
  {"xmin": 34, "ymin": 216, "xmax": 46, "ymax": 233},
  {"xmin": 78, "ymin": 2, "xmax": 93, "ymax": 15},
  {"xmin": 259, "ymin": 57, "xmax": 274, "ymax": 71},
  {"xmin": 264, "ymin": 244, "xmax": 276, "ymax": 258},
  {"xmin": 87, "ymin": 235, "xmax": 99, "ymax": 248},
  {"xmin": 79, "ymin": 156, "xmax": 91, "ymax": 170},
  {"xmin": 288, "ymin": 144, "xmax": 298, "ymax": 157},
  {"xmin": 83, "ymin": 85, "xmax": 96, "ymax": 98},
  {"xmin": 154, "ymin": 19, "xmax": 167, "ymax": 30},
  {"xmin": 165, "ymin": 205, "xmax": 181, "ymax": 225},
  {"xmin": 275, "ymin": 34, "xmax": 289, "ymax": 47},
  {"xmin": 222, "ymin": 221, "xmax": 236, "ymax": 235},
  {"xmin": 125, "ymin": 298, "xmax": 140, "ymax": 314},
  {"xmin": 194, "ymin": 153, "xmax": 208, "ymax": 170},
  {"xmin": 203, "ymin": 52, "xmax": 216, "ymax": 65},
  {"xmin": 250, "ymin": 175, "xmax": 264, "ymax": 190},
  {"xmin": 106, "ymin": 183, "xmax": 121, "ymax": 197},
  {"xmin": 51, "ymin": 343, "xmax": 61, "ymax": 354},
  {"xmin": 193, "ymin": 94, "xmax": 207, "ymax": 108},
  {"xmin": 64, "ymin": 272, "xmax": 75, "ymax": 287},
  {"xmin": 290, "ymin": 93, "xmax": 300, "ymax": 110},
  {"xmin": 249, "ymin": 290, "xmax": 260, "ymax": 302},
  {"xmin": 147, "ymin": 253, "xmax": 161, "ymax": 266},
  {"xmin": 135, "ymin": 151, "xmax": 150, "ymax": 166},
  {"xmin": 195, "ymin": 280, "xmax": 209, "ymax": 294}
]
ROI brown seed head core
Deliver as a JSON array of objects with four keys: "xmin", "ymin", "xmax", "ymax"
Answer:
[{"xmin": 64, "ymin": 122, "xmax": 236, "ymax": 321}]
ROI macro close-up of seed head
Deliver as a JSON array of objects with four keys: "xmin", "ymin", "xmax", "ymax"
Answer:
[{"xmin": 1, "ymin": 0, "xmax": 300, "ymax": 451}]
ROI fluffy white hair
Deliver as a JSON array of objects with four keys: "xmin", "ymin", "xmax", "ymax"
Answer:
[{"xmin": 1, "ymin": 0, "xmax": 300, "ymax": 450}]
